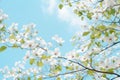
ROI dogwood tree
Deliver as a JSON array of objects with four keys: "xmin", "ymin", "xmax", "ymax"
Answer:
[{"xmin": 0, "ymin": 0, "xmax": 120, "ymax": 80}]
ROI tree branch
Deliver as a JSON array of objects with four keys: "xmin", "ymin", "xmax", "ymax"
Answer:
[
  {"xmin": 3, "ymin": 43, "xmax": 48, "ymax": 51},
  {"xmin": 66, "ymin": 0, "xmax": 80, "ymax": 4},
  {"xmin": 42, "ymin": 69, "xmax": 86, "ymax": 79},
  {"xmin": 96, "ymin": 4, "xmax": 120, "ymax": 13},
  {"xmin": 111, "ymin": 76, "xmax": 120, "ymax": 80},
  {"xmin": 58, "ymin": 56, "xmax": 120, "ymax": 77},
  {"xmin": 101, "ymin": 41, "xmax": 120, "ymax": 52}
]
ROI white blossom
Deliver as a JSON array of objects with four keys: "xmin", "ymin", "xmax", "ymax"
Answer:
[{"xmin": 52, "ymin": 35, "xmax": 64, "ymax": 45}]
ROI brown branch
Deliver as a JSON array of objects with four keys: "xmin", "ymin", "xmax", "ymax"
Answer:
[
  {"xmin": 42, "ymin": 69, "xmax": 86, "ymax": 79},
  {"xmin": 58, "ymin": 56, "xmax": 120, "ymax": 77},
  {"xmin": 96, "ymin": 4, "xmax": 120, "ymax": 13},
  {"xmin": 94, "ymin": 27, "xmax": 120, "ymax": 36},
  {"xmin": 99, "ymin": 20, "xmax": 119, "ymax": 24},
  {"xmin": 111, "ymin": 76, "xmax": 120, "ymax": 80},
  {"xmin": 4, "ymin": 43, "xmax": 48, "ymax": 51},
  {"xmin": 100, "ymin": 41, "xmax": 120, "ymax": 52},
  {"xmin": 64, "ymin": 0, "xmax": 80, "ymax": 5}
]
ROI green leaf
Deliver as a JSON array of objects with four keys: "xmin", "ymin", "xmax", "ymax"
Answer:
[
  {"xmin": 95, "ymin": 32, "xmax": 101, "ymax": 38},
  {"xmin": 90, "ymin": 58, "xmax": 92, "ymax": 63},
  {"xmin": 78, "ymin": 11, "xmax": 83, "ymax": 16},
  {"xmin": 37, "ymin": 61, "xmax": 44, "ymax": 67},
  {"xmin": 61, "ymin": 0, "xmax": 64, "ymax": 2},
  {"xmin": 68, "ymin": 3, "xmax": 72, "ymax": 7},
  {"xmin": 87, "ymin": 70, "xmax": 94, "ymax": 75},
  {"xmin": 66, "ymin": 66, "xmax": 73, "ymax": 70},
  {"xmin": 109, "ymin": 29, "xmax": 115, "ymax": 34},
  {"xmin": 102, "ymin": 74, "xmax": 106, "ymax": 78},
  {"xmin": 9, "ymin": 34, "xmax": 16, "ymax": 39},
  {"xmin": 17, "ymin": 78, "xmax": 20, "ymax": 80},
  {"xmin": 56, "ymin": 65, "xmax": 62, "ymax": 71},
  {"xmin": 105, "ymin": 31, "xmax": 109, "ymax": 36},
  {"xmin": 12, "ymin": 44, "xmax": 19, "ymax": 48},
  {"xmin": 97, "ymin": 25, "xmax": 106, "ymax": 30},
  {"xmin": 107, "ymin": 68, "xmax": 114, "ymax": 73},
  {"xmin": 59, "ymin": 4, "xmax": 63, "ymax": 9},
  {"xmin": 76, "ymin": 74, "xmax": 83, "ymax": 80},
  {"xmin": 0, "ymin": 46, "xmax": 7, "ymax": 52},
  {"xmin": 20, "ymin": 39, "xmax": 25, "ymax": 44},
  {"xmin": 81, "ymin": 16, "xmax": 84, "ymax": 20},
  {"xmin": 38, "ymin": 77, "xmax": 42, "ymax": 80},
  {"xmin": 95, "ymin": 42, "xmax": 101, "ymax": 47},
  {"xmin": 110, "ymin": 8, "xmax": 115, "ymax": 15},
  {"xmin": 99, "ymin": 2, "xmax": 102, "ymax": 7},
  {"xmin": 0, "ymin": 26, "xmax": 5, "ymax": 31},
  {"xmin": 27, "ymin": 77, "xmax": 31, "ymax": 80},
  {"xmin": 0, "ymin": 20, "xmax": 2, "ymax": 23},
  {"xmin": 100, "ymin": 68, "xmax": 106, "ymax": 71},
  {"xmin": 41, "ymin": 54, "xmax": 48, "ymax": 59},
  {"xmin": 87, "ymin": 12, "xmax": 93, "ymax": 20},
  {"xmin": 90, "ymin": 34, "xmax": 95, "ymax": 39},
  {"xmin": 29, "ymin": 58, "xmax": 35, "ymax": 65},
  {"xmin": 111, "ymin": 23, "xmax": 117, "ymax": 28},
  {"xmin": 82, "ymin": 31, "xmax": 90, "ymax": 36},
  {"xmin": 56, "ymin": 77, "xmax": 61, "ymax": 80},
  {"xmin": 107, "ymin": 8, "xmax": 115, "ymax": 15},
  {"xmin": 83, "ymin": 60, "xmax": 88, "ymax": 66},
  {"xmin": 88, "ymin": 43, "xmax": 92, "ymax": 49}
]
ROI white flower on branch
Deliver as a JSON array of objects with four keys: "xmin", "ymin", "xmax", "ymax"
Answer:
[
  {"xmin": 0, "ymin": 9, "xmax": 8, "ymax": 21},
  {"xmin": 8, "ymin": 23, "xmax": 18, "ymax": 33},
  {"xmin": 79, "ymin": 54, "xmax": 90, "ymax": 62},
  {"xmin": 21, "ymin": 40, "xmax": 37, "ymax": 49},
  {"xmin": 23, "ymin": 51, "xmax": 31, "ymax": 61},
  {"xmin": 49, "ymin": 48, "xmax": 61, "ymax": 58},
  {"xmin": 0, "ymin": 24, "xmax": 4, "ymax": 28},
  {"xmin": 102, "ymin": 33, "xmax": 117, "ymax": 43},
  {"xmin": 48, "ymin": 58, "xmax": 57, "ymax": 65},
  {"xmin": 52, "ymin": 35, "xmax": 64, "ymax": 45},
  {"xmin": 66, "ymin": 50, "xmax": 79, "ymax": 60},
  {"xmin": 104, "ymin": 0, "xmax": 116, "ymax": 8}
]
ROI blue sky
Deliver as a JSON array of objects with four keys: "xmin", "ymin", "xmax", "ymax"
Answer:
[
  {"xmin": 0, "ymin": 0, "xmax": 88, "ymax": 79},
  {"xmin": 1, "ymin": 1, "xmax": 119, "ymax": 80},
  {"xmin": 0, "ymin": 0, "xmax": 85, "ymax": 68}
]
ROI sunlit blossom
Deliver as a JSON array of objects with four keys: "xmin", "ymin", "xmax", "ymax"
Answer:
[{"xmin": 52, "ymin": 35, "xmax": 64, "ymax": 45}]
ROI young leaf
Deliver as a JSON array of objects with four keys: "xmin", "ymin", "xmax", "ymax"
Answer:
[
  {"xmin": 0, "ymin": 46, "xmax": 7, "ymax": 52},
  {"xmin": 87, "ymin": 12, "xmax": 93, "ymax": 20},
  {"xmin": 59, "ymin": 4, "xmax": 63, "ymax": 9},
  {"xmin": 9, "ymin": 34, "xmax": 16, "ymax": 39},
  {"xmin": 68, "ymin": 3, "xmax": 72, "ymax": 7},
  {"xmin": 29, "ymin": 58, "xmax": 35, "ymax": 65},
  {"xmin": 82, "ymin": 31, "xmax": 90, "ymax": 36},
  {"xmin": 37, "ymin": 61, "xmax": 44, "ymax": 67},
  {"xmin": 38, "ymin": 77, "xmax": 43, "ymax": 80},
  {"xmin": 66, "ymin": 66, "xmax": 73, "ymax": 70},
  {"xmin": 110, "ymin": 8, "xmax": 115, "ymax": 15},
  {"xmin": 27, "ymin": 77, "xmax": 31, "ymax": 80},
  {"xmin": 107, "ymin": 68, "xmax": 114, "ymax": 73},
  {"xmin": 78, "ymin": 11, "xmax": 83, "ymax": 16},
  {"xmin": 56, "ymin": 77, "xmax": 61, "ymax": 80},
  {"xmin": 87, "ymin": 70, "xmax": 94, "ymax": 75}
]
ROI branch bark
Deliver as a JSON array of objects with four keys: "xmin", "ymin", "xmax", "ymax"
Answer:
[
  {"xmin": 58, "ymin": 56, "xmax": 120, "ymax": 77},
  {"xmin": 42, "ymin": 69, "xmax": 86, "ymax": 79}
]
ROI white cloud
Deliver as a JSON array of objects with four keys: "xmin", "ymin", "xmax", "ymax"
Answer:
[
  {"xmin": 41, "ymin": 0, "xmax": 57, "ymax": 14},
  {"xmin": 58, "ymin": 6, "xmax": 87, "ymax": 28},
  {"xmin": 47, "ymin": 0, "xmax": 57, "ymax": 14},
  {"xmin": 41, "ymin": 0, "xmax": 87, "ymax": 30}
]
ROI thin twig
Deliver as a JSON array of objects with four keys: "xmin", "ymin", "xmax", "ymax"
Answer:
[
  {"xmin": 58, "ymin": 56, "xmax": 120, "ymax": 77},
  {"xmin": 42, "ymin": 69, "xmax": 86, "ymax": 79},
  {"xmin": 101, "ymin": 41, "xmax": 120, "ymax": 52}
]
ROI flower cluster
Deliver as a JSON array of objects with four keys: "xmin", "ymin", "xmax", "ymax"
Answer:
[{"xmin": 0, "ymin": 0, "xmax": 120, "ymax": 79}]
